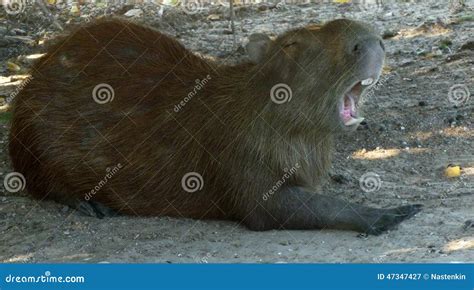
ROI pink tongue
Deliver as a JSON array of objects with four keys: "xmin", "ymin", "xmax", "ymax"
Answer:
[{"xmin": 342, "ymin": 108, "xmax": 352, "ymax": 122}]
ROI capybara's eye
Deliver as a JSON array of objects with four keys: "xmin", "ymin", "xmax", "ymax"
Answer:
[{"xmin": 283, "ymin": 41, "xmax": 297, "ymax": 48}]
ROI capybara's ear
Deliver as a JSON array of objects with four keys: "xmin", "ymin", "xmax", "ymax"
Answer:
[{"xmin": 246, "ymin": 33, "xmax": 272, "ymax": 64}]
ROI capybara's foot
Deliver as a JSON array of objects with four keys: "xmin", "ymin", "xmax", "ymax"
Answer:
[
  {"xmin": 362, "ymin": 204, "xmax": 423, "ymax": 235},
  {"xmin": 75, "ymin": 200, "xmax": 118, "ymax": 219}
]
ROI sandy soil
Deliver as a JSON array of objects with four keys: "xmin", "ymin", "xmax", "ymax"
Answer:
[{"xmin": 0, "ymin": 0, "xmax": 473, "ymax": 263}]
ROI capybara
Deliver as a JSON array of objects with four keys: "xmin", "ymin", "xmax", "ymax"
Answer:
[{"xmin": 9, "ymin": 18, "xmax": 422, "ymax": 234}]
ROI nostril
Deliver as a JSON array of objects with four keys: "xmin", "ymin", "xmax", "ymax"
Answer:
[
  {"xmin": 353, "ymin": 43, "xmax": 361, "ymax": 53},
  {"xmin": 379, "ymin": 40, "xmax": 385, "ymax": 51}
]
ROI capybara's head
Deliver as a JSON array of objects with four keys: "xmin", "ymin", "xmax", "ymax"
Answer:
[{"xmin": 247, "ymin": 19, "xmax": 385, "ymax": 132}]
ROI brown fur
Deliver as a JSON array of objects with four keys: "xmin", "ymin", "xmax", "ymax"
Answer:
[{"xmin": 9, "ymin": 18, "xmax": 416, "ymax": 233}]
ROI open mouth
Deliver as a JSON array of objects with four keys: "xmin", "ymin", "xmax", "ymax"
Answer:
[{"xmin": 339, "ymin": 78, "xmax": 374, "ymax": 126}]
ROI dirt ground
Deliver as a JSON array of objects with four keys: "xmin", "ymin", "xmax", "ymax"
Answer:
[{"xmin": 0, "ymin": 1, "xmax": 473, "ymax": 263}]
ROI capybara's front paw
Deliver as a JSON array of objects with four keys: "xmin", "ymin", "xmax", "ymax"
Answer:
[{"xmin": 363, "ymin": 204, "xmax": 423, "ymax": 235}]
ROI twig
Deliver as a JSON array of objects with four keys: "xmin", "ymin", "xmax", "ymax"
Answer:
[
  {"xmin": 4, "ymin": 35, "xmax": 35, "ymax": 43},
  {"xmin": 229, "ymin": 0, "xmax": 236, "ymax": 49}
]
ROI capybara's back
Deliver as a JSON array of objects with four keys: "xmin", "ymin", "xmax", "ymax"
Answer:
[
  {"xmin": 9, "ymin": 19, "xmax": 233, "ymax": 218},
  {"xmin": 10, "ymin": 18, "xmax": 422, "ymax": 234}
]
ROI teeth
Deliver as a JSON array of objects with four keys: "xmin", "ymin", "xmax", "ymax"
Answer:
[
  {"xmin": 344, "ymin": 117, "xmax": 365, "ymax": 126},
  {"xmin": 349, "ymin": 95, "xmax": 355, "ymax": 111},
  {"xmin": 361, "ymin": 78, "xmax": 374, "ymax": 86}
]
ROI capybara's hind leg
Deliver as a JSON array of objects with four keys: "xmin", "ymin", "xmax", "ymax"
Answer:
[
  {"xmin": 243, "ymin": 187, "xmax": 422, "ymax": 235},
  {"xmin": 79, "ymin": 200, "xmax": 118, "ymax": 218},
  {"xmin": 63, "ymin": 198, "xmax": 118, "ymax": 218}
]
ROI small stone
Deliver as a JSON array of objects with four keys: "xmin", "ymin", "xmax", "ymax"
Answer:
[
  {"xmin": 357, "ymin": 120, "xmax": 369, "ymax": 130},
  {"xmin": 460, "ymin": 41, "xmax": 474, "ymax": 51},
  {"xmin": 207, "ymin": 14, "xmax": 220, "ymax": 21},
  {"xmin": 331, "ymin": 173, "xmax": 349, "ymax": 184},
  {"xmin": 382, "ymin": 30, "xmax": 398, "ymax": 39},
  {"xmin": 400, "ymin": 60, "xmax": 414, "ymax": 67},
  {"xmin": 124, "ymin": 8, "xmax": 143, "ymax": 17},
  {"xmin": 416, "ymin": 49, "xmax": 427, "ymax": 56},
  {"xmin": 357, "ymin": 233, "xmax": 368, "ymax": 239},
  {"xmin": 463, "ymin": 220, "xmax": 474, "ymax": 230},
  {"xmin": 12, "ymin": 28, "xmax": 27, "ymax": 36},
  {"xmin": 418, "ymin": 101, "xmax": 427, "ymax": 106},
  {"xmin": 439, "ymin": 38, "xmax": 452, "ymax": 47}
]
